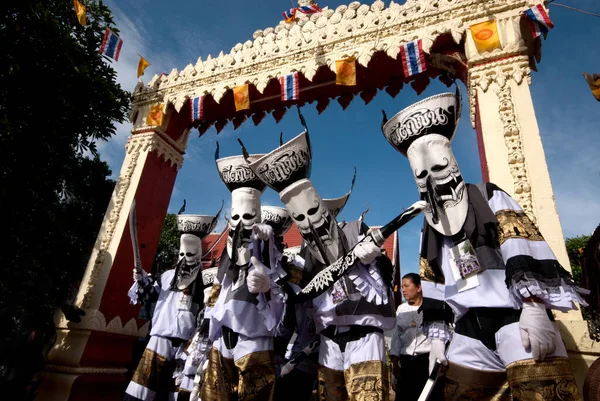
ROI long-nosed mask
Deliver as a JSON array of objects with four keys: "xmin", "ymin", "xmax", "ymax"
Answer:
[{"xmin": 227, "ymin": 187, "xmax": 261, "ymax": 265}]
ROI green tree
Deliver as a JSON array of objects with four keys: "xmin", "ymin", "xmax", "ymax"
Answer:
[
  {"xmin": 565, "ymin": 235, "xmax": 591, "ymax": 288},
  {"xmin": 153, "ymin": 214, "xmax": 180, "ymax": 275},
  {"xmin": 0, "ymin": 0, "xmax": 129, "ymax": 396}
]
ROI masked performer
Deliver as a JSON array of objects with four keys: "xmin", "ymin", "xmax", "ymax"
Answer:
[
  {"xmin": 243, "ymin": 120, "xmax": 396, "ymax": 401},
  {"xmin": 381, "ymin": 89, "xmax": 588, "ymax": 400},
  {"xmin": 200, "ymin": 148, "xmax": 287, "ymax": 401},
  {"xmin": 123, "ymin": 210, "xmax": 220, "ymax": 401}
]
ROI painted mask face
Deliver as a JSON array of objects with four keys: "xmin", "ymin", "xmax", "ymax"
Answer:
[
  {"xmin": 280, "ymin": 179, "xmax": 342, "ymax": 265},
  {"xmin": 407, "ymin": 134, "xmax": 468, "ymax": 236},
  {"xmin": 227, "ymin": 187, "xmax": 261, "ymax": 263},
  {"xmin": 177, "ymin": 233, "xmax": 202, "ymax": 289}
]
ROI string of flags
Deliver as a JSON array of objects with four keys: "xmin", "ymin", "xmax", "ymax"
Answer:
[{"xmin": 283, "ymin": 3, "xmax": 322, "ymax": 23}]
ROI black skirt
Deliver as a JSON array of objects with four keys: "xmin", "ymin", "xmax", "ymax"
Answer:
[{"xmin": 396, "ymin": 353, "xmax": 443, "ymax": 401}]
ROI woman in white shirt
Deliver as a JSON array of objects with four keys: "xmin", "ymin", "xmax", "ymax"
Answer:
[{"xmin": 390, "ymin": 273, "xmax": 442, "ymax": 401}]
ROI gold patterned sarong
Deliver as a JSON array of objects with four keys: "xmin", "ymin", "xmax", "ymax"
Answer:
[
  {"xmin": 200, "ymin": 347, "xmax": 275, "ymax": 401},
  {"xmin": 131, "ymin": 344, "xmax": 176, "ymax": 393},
  {"xmin": 318, "ymin": 361, "xmax": 389, "ymax": 401},
  {"xmin": 444, "ymin": 362, "xmax": 510, "ymax": 401},
  {"xmin": 506, "ymin": 357, "xmax": 582, "ymax": 401}
]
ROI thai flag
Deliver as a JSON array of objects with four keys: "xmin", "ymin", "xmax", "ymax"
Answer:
[
  {"xmin": 400, "ymin": 39, "xmax": 427, "ymax": 78},
  {"xmin": 283, "ymin": 8, "xmax": 296, "ymax": 22},
  {"xmin": 190, "ymin": 96, "xmax": 204, "ymax": 121},
  {"xmin": 280, "ymin": 72, "xmax": 300, "ymax": 101},
  {"xmin": 99, "ymin": 28, "xmax": 123, "ymax": 61},
  {"xmin": 524, "ymin": 4, "xmax": 554, "ymax": 38},
  {"xmin": 297, "ymin": 4, "xmax": 322, "ymax": 14}
]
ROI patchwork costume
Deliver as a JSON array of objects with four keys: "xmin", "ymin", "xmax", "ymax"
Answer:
[
  {"xmin": 242, "ymin": 120, "xmax": 396, "ymax": 401},
  {"xmin": 124, "ymin": 212, "xmax": 220, "ymax": 401},
  {"xmin": 200, "ymin": 149, "xmax": 286, "ymax": 401},
  {"xmin": 381, "ymin": 89, "xmax": 588, "ymax": 401}
]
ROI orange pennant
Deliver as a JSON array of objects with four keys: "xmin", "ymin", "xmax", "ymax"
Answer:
[
  {"xmin": 233, "ymin": 85, "xmax": 250, "ymax": 111},
  {"xmin": 74, "ymin": 0, "xmax": 86, "ymax": 26},
  {"xmin": 336, "ymin": 57, "xmax": 356, "ymax": 86},
  {"xmin": 470, "ymin": 20, "xmax": 501, "ymax": 53},
  {"xmin": 146, "ymin": 104, "xmax": 164, "ymax": 126}
]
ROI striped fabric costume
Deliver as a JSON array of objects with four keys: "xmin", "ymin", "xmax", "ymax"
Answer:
[{"xmin": 381, "ymin": 88, "xmax": 587, "ymax": 401}]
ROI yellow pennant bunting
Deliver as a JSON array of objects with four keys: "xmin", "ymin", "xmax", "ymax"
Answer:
[
  {"xmin": 74, "ymin": 0, "xmax": 86, "ymax": 26},
  {"xmin": 583, "ymin": 72, "xmax": 600, "ymax": 101},
  {"xmin": 137, "ymin": 55, "xmax": 150, "ymax": 78},
  {"xmin": 336, "ymin": 57, "xmax": 357, "ymax": 86},
  {"xmin": 233, "ymin": 85, "xmax": 250, "ymax": 111},
  {"xmin": 469, "ymin": 20, "xmax": 501, "ymax": 53},
  {"xmin": 146, "ymin": 104, "xmax": 164, "ymax": 126}
]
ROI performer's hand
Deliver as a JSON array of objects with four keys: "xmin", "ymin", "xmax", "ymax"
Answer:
[
  {"xmin": 353, "ymin": 241, "xmax": 381, "ymax": 265},
  {"xmin": 133, "ymin": 269, "xmax": 145, "ymax": 282},
  {"xmin": 247, "ymin": 257, "xmax": 271, "ymax": 293},
  {"xmin": 428, "ymin": 339, "xmax": 448, "ymax": 374},
  {"xmin": 252, "ymin": 223, "xmax": 273, "ymax": 241},
  {"xmin": 519, "ymin": 301, "xmax": 556, "ymax": 361}
]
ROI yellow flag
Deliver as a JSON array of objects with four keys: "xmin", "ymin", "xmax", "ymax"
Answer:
[
  {"xmin": 583, "ymin": 72, "xmax": 600, "ymax": 101},
  {"xmin": 233, "ymin": 85, "xmax": 250, "ymax": 111},
  {"xmin": 74, "ymin": 0, "xmax": 86, "ymax": 26},
  {"xmin": 146, "ymin": 104, "xmax": 164, "ymax": 126},
  {"xmin": 470, "ymin": 20, "xmax": 501, "ymax": 53},
  {"xmin": 336, "ymin": 57, "xmax": 356, "ymax": 86},
  {"xmin": 137, "ymin": 56, "xmax": 150, "ymax": 78}
]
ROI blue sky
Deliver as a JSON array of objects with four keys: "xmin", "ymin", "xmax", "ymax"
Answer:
[{"xmin": 98, "ymin": 0, "xmax": 600, "ymax": 277}]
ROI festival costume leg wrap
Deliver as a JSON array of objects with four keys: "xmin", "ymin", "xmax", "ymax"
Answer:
[
  {"xmin": 201, "ymin": 331, "xmax": 275, "ymax": 401},
  {"xmin": 317, "ymin": 332, "xmax": 389, "ymax": 401},
  {"xmin": 445, "ymin": 321, "xmax": 579, "ymax": 401},
  {"xmin": 123, "ymin": 336, "xmax": 182, "ymax": 401}
]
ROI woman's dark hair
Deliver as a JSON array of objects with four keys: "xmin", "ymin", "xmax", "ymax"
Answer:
[{"xmin": 402, "ymin": 273, "xmax": 421, "ymax": 286}]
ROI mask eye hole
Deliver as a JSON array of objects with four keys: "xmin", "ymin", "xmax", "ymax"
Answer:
[
  {"xmin": 293, "ymin": 213, "xmax": 305, "ymax": 222},
  {"xmin": 186, "ymin": 252, "xmax": 196, "ymax": 257},
  {"xmin": 179, "ymin": 252, "xmax": 184, "ymax": 256},
  {"xmin": 307, "ymin": 206, "xmax": 319, "ymax": 216},
  {"xmin": 242, "ymin": 213, "xmax": 255, "ymax": 220},
  {"xmin": 232, "ymin": 214, "xmax": 240, "ymax": 221},
  {"xmin": 416, "ymin": 170, "xmax": 428, "ymax": 179}
]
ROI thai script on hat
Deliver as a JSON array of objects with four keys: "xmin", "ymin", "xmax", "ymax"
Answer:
[
  {"xmin": 390, "ymin": 106, "xmax": 452, "ymax": 145},
  {"xmin": 258, "ymin": 149, "xmax": 310, "ymax": 183},
  {"xmin": 220, "ymin": 164, "xmax": 256, "ymax": 183}
]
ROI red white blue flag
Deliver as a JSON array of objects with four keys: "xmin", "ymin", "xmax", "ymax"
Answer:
[
  {"xmin": 280, "ymin": 72, "xmax": 299, "ymax": 101},
  {"xmin": 190, "ymin": 96, "xmax": 204, "ymax": 121},
  {"xmin": 399, "ymin": 39, "xmax": 427, "ymax": 78},
  {"xmin": 297, "ymin": 4, "xmax": 322, "ymax": 14},
  {"xmin": 99, "ymin": 28, "xmax": 123, "ymax": 61},
  {"xmin": 523, "ymin": 4, "xmax": 554, "ymax": 38},
  {"xmin": 283, "ymin": 8, "xmax": 296, "ymax": 22}
]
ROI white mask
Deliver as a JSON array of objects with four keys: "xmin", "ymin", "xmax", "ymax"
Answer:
[
  {"xmin": 407, "ymin": 134, "xmax": 468, "ymax": 236},
  {"xmin": 280, "ymin": 179, "xmax": 342, "ymax": 265},
  {"xmin": 177, "ymin": 233, "xmax": 202, "ymax": 289},
  {"xmin": 227, "ymin": 187, "xmax": 261, "ymax": 264}
]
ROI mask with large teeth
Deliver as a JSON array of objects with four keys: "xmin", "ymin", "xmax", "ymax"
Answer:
[
  {"xmin": 280, "ymin": 179, "xmax": 343, "ymax": 265},
  {"xmin": 407, "ymin": 134, "xmax": 468, "ymax": 236}
]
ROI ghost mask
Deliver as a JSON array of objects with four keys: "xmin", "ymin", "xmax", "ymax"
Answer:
[
  {"xmin": 280, "ymin": 179, "xmax": 342, "ymax": 265},
  {"xmin": 406, "ymin": 134, "xmax": 468, "ymax": 236},
  {"xmin": 381, "ymin": 88, "xmax": 464, "ymax": 237},
  {"xmin": 227, "ymin": 187, "xmax": 261, "ymax": 265},
  {"xmin": 177, "ymin": 233, "xmax": 202, "ymax": 290}
]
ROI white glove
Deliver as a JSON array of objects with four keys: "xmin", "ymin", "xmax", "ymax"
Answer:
[
  {"xmin": 247, "ymin": 256, "xmax": 271, "ymax": 294},
  {"xmin": 252, "ymin": 223, "xmax": 273, "ymax": 241},
  {"xmin": 353, "ymin": 241, "xmax": 381, "ymax": 265},
  {"xmin": 519, "ymin": 301, "xmax": 556, "ymax": 361},
  {"xmin": 428, "ymin": 339, "xmax": 448, "ymax": 374},
  {"xmin": 133, "ymin": 269, "xmax": 145, "ymax": 283}
]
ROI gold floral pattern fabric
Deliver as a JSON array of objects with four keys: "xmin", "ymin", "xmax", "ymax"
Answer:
[
  {"xmin": 201, "ymin": 348, "xmax": 275, "ymax": 401},
  {"xmin": 235, "ymin": 350, "xmax": 276, "ymax": 401},
  {"xmin": 506, "ymin": 357, "xmax": 582, "ymax": 401},
  {"xmin": 345, "ymin": 360, "xmax": 389, "ymax": 401},
  {"xmin": 207, "ymin": 284, "xmax": 222, "ymax": 307},
  {"xmin": 496, "ymin": 209, "xmax": 544, "ymax": 245},
  {"xmin": 420, "ymin": 257, "xmax": 443, "ymax": 284},
  {"xmin": 444, "ymin": 362, "xmax": 511, "ymax": 401},
  {"xmin": 200, "ymin": 347, "xmax": 237, "ymax": 401},
  {"xmin": 318, "ymin": 366, "xmax": 348, "ymax": 401},
  {"xmin": 286, "ymin": 265, "xmax": 303, "ymax": 285},
  {"xmin": 131, "ymin": 347, "xmax": 175, "ymax": 392}
]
